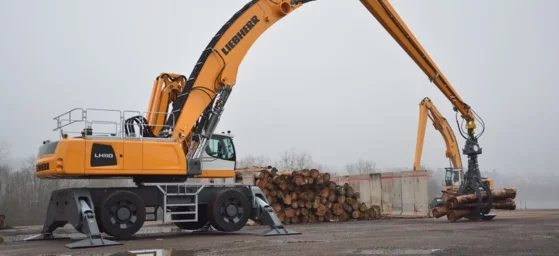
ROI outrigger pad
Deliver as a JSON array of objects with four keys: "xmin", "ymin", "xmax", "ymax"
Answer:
[
  {"xmin": 258, "ymin": 227, "xmax": 301, "ymax": 236},
  {"xmin": 481, "ymin": 214, "xmax": 497, "ymax": 221},
  {"xmin": 66, "ymin": 237, "xmax": 121, "ymax": 249}
]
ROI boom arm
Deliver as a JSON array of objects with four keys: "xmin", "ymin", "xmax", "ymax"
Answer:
[
  {"xmin": 413, "ymin": 97, "xmax": 462, "ymax": 171},
  {"xmin": 360, "ymin": 0, "xmax": 477, "ymax": 135},
  {"xmin": 160, "ymin": 0, "xmax": 481, "ymax": 150}
]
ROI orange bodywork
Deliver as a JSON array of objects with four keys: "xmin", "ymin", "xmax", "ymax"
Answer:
[{"xmin": 36, "ymin": 138, "xmax": 187, "ymax": 178}]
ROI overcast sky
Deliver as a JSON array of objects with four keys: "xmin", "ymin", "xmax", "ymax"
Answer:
[{"xmin": 0, "ymin": 0, "xmax": 558, "ymax": 174}]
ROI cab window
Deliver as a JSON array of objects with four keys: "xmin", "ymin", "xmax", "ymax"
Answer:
[{"xmin": 205, "ymin": 135, "xmax": 236, "ymax": 161}]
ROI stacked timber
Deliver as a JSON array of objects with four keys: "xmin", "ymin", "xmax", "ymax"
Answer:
[
  {"xmin": 431, "ymin": 188, "xmax": 517, "ymax": 222},
  {"xmin": 254, "ymin": 167, "xmax": 381, "ymax": 224}
]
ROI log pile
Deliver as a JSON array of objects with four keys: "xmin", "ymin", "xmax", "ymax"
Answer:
[
  {"xmin": 431, "ymin": 188, "xmax": 517, "ymax": 222},
  {"xmin": 253, "ymin": 167, "xmax": 381, "ymax": 224}
]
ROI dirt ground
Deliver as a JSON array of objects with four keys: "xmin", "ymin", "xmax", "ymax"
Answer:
[{"xmin": 1, "ymin": 209, "xmax": 558, "ymax": 256}]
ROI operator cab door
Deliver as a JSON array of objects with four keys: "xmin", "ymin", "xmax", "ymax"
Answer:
[{"xmin": 202, "ymin": 134, "xmax": 236, "ymax": 173}]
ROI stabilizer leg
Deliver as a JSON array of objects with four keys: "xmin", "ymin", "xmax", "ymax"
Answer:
[
  {"xmin": 245, "ymin": 186, "xmax": 300, "ymax": 236},
  {"xmin": 24, "ymin": 188, "xmax": 121, "ymax": 248},
  {"xmin": 254, "ymin": 197, "xmax": 300, "ymax": 236}
]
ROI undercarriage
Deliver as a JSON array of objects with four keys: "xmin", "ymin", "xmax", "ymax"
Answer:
[{"xmin": 25, "ymin": 183, "xmax": 299, "ymax": 248}]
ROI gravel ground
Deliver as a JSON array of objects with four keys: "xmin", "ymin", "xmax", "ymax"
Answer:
[{"xmin": 0, "ymin": 209, "xmax": 558, "ymax": 256}]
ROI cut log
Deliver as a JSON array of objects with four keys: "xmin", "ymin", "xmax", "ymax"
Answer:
[
  {"xmin": 306, "ymin": 177, "xmax": 314, "ymax": 185},
  {"xmin": 332, "ymin": 203, "xmax": 345, "ymax": 216},
  {"xmin": 337, "ymin": 195, "xmax": 346, "ymax": 204},
  {"xmin": 316, "ymin": 203, "xmax": 329, "ymax": 216},
  {"xmin": 328, "ymin": 181, "xmax": 337, "ymax": 191},
  {"xmin": 452, "ymin": 198, "xmax": 516, "ymax": 210},
  {"xmin": 328, "ymin": 193, "xmax": 337, "ymax": 203},
  {"xmin": 447, "ymin": 209, "xmax": 473, "ymax": 222},
  {"xmin": 431, "ymin": 206, "xmax": 449, "ymax": 218},
  {"xmin": 336, "ymin": 187, "xmax": 346, "ymax": 196},
  {"xmin": 291, "ymin": 215, "xmax": 300, "ymax": 224},
  {"xmin": 291, "ymin": 192, "xmax": 298, "ymax": 201},
  {"xmin": 310, "ymin": 169, "xmax": 320, "ymax": 179},
  {"xmin": 350, "ymin": 200, "xmax": 360, "ymax": 211},
  {"xmin": 352, "ymin": 210, "xmax": 361, "ymax": 219},
  {"xmin": 324, "ymin": 211, "xmax": 333, "ymax": 222},
  {"xmin": 292, "ymin": 200, "xmax": 299, "ymax": 209},
  {"xmin": 315, "ymin": 175, "xmax": 324, "ymax": 185},
  {"xmin": 284, "ymin": 207, "xmax": 295, "ymax": 218},
  {"xmin": 298, "ymin": 199, "xmax": 305, "ymax": 209},
  {"xmin": 259, "ymin": 170, "xmax": 270, "ymax": 180},
  {"xmin": 293, "ymin": 176, "xmax": 305, "ymax": 186},
  {"xmin": 320, "ymin": 187, "xmax": 330, "ymax": 198},
  {"xmin": 359, "ymin": 202, "xmax": 368, "ymax": 212},
  {"xmin": 340, "ymin": 212, "xmax": 350, "ymax": 222},
  {"xmin": 346, "ymin": 186, "xmax": 355, "ymax": 198},
  {"xmin": 272, "ymin": 203, "xmax": 282, "ymax": 213},
  {"xmin": 266, "ymin": 195, "xmax": 274, "ymax": 204},
  {"xmin": 343, "ymin": 203, "xmax": 353, "ymax": 213},
  {"xmin": 312, "ymin": 199, "xmax": 320, "ymax": 209},
  {"xmin": 305, "ymin": 201, "xmax": 313, "ymax": 209},
  {"xmin": 279, "ymin": 180, "xmax": 288, "ymax": 190},
  {"xmin": 449, "ymin": 188, "xmax": 517, "ymax": 207},
  {"xmin": 323, "ymin": 172, "xmax": 331, "ymax": 183},
  {"xmin": 277, "ymin": 211, "xmax": 286, "ymax": 223},
  {"xmin": 283, "ymin": 194, "xmax": 292, "ymax": 205}
]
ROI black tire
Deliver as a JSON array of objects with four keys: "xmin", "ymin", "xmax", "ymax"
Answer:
[
  {"xmin": 174, "ymin": 205, "xmax": 209, "ymax": 230},
  {"xmin": 207, "ymin": 189, "xmax": 251, "ymax": 232},
  {"xmin": 99, "ymin": 191, "xmax": 146, "ymax": 239}
]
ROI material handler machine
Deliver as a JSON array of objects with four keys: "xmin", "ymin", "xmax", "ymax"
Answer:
[
  {"xmin": 413, "ymin": 97, "xmax": 493, "ymax": 209},
  {"xmin": 28, "ymin": 0, "xmax": 494, "ymax": 249}
]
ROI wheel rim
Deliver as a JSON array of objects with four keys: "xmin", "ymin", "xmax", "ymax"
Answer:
[
  {"xmin": 109, "ymin": 199, "xmax": 139, "ymax": 229},
  {"xmin": 220, "ymin": 198, "xmax": 244, "ymax": 224}
]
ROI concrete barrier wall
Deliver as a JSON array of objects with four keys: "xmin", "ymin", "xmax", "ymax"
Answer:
[{"xmin": 334, "ymin": 170, "xmax": 429, "ymax": 217}]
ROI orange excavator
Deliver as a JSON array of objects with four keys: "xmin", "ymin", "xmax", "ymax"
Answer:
[
  {"xmin": 28, "ymin": 0, "xmax": 494, "ymax": 249},
  {"xmin": 413, "ymin": 97, "xmax": 493, "ymax": 208}
]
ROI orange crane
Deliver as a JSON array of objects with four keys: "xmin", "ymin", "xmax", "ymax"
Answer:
[{"xmin": 28, "ymin": 0, "xmax": 493, "ymax": 249}]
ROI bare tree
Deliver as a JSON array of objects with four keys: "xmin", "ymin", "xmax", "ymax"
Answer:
[
  {"xmin": 276, "ymin": 148, "xmax": 317, "ymax": 171},
  {"xmin": 0, "ymin": 141, "xmax": 9, "ymax": 165},
  {"xmin": 237, "ymin": 155, "xmax": 273, "ymax": 168},
  {"xmin": 345, "ymin": 159, "xmax": 377, "ymax": 175}
]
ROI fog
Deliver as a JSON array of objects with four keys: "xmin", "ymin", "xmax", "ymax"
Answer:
[{"xmin": 0, "ymin": 1, "xmax": 558, "ymax": 196}]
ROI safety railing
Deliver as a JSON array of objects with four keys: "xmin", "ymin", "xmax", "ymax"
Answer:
[{"xmin": 52, "ymin": 108, "xmax": 175, "ymax": 140}]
